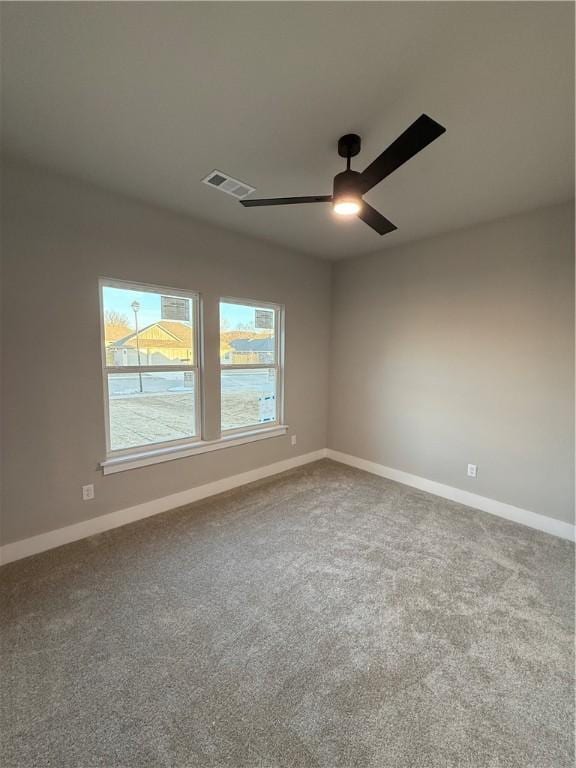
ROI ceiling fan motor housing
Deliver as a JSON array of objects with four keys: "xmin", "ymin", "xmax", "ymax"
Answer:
[
  {"xmin": 333, "ymin": 169, "xmax": 362, "ymax": 200},
  {"xmin": 337, "ymin": 133, "xmax": 361, "ymax": 158}
]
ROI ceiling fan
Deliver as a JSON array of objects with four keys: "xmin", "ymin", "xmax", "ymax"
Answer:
[{"xmin": 240, "ymin": 114, "xmax": 445, "ymax": 236}]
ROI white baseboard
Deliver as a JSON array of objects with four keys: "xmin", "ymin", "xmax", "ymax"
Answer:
[
  {"xmin": 0, "ymin": 449, "xmax": 328, "ymax": 566},
  {"xmin": 2, "ymin": 446, "xmax": 572, "ymax": 565},
  {"xmin": 326, "ymin": 449, "xmax": 575, "ymax": 543}
]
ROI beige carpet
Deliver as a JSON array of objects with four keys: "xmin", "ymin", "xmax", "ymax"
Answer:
[{"xmin": 1, "ymin": 459, "xmax": 574, "ymax": 767}]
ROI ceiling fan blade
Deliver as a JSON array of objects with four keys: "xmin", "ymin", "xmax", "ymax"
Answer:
[
  {"xmin": 357, "ymin": 202, "xmax": 397, "ymax": 236},
  {"xmin": 241, "ymin": 195, "xmax": 332, "ymax": 207},
  {"xmin": 359, "ymin": 114, "xmax": 446, "ymax": 193}
]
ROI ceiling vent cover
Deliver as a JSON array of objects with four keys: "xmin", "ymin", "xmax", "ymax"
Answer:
[{"xmin": 202, "ymin": 170, "xmax": 255, "ymax": 200}]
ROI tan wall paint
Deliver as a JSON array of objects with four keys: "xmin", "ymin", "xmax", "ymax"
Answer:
[
  {"xmin": 0, "ymin": 161, "xmax": 331, "ymax": 545},
  {"xmin": 329, "ymin": 202, "xmax": 575, "ymax": 525}
]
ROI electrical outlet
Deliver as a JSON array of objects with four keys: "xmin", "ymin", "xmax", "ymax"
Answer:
[
  {"xmin": 467, "ymin": 464, "xmax": 478, "ymax": 479},
  {"xmin": 291, "ymin": 435, "xmax": 297, "ymax": 447},
  {"xmin": 82, "ymin": 484, "xmax": 95, "ymax": 501}
]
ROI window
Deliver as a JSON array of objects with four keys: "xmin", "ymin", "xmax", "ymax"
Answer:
[
  {"xmin": 100, "ymin": 280, "xmax": 200, "ymax": 453},
  {"xmin": 99, "ymin": 284, "xmax": 287, "ymax": 472},
  {"xmin": 220, "ymin": 299, "xmax": 284, "ymax": 433}
]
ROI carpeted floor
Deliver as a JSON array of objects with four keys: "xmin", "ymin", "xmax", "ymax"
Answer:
[{"xmin": 1, "ymin": 459, "xmax": 574, "ymax": 767}]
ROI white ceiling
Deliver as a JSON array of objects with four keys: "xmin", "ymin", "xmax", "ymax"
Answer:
[{"xmin": 1, "ymin": 2, "xmax": 574, "ymax": 260}]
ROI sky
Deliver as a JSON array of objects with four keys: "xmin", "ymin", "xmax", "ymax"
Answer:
[{"xmin": 103, "ymin": 286, "xmax": 273, "ymax": 332}]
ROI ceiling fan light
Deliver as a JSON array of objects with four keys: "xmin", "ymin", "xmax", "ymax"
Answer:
[{"xmin": 333, "ymin": 198, "xmax": 361, "ymax": 216}]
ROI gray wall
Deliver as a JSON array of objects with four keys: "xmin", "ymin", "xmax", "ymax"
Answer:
[
  {"xmin": 0, "ymin": 161, "xmax": 331, "ymax": 545},
  {"xmin": 329, "ymin": 202, "xmax": 575, "ymax": 525},
  {"xmin": 1, "ymin": 161, "xmax": 574, "ymax": 547}
]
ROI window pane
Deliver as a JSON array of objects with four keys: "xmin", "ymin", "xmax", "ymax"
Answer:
[
  {"xmin": 108, "ymin": 371, "xmax": 196, "ymax": 451},
  {"xmin": 220, "ymin": 301, "xmax": 276, "ymax": 364},
  {"xmin": 221, "ymin": 369, "xmax": 277, "ymax": 431},
  {"xmin": 103, "ymin": 285, "xmax": 194, "ymax": 367}
]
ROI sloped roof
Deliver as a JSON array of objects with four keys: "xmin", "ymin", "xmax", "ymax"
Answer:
[
  {"xmin": 105, "ymin": 323, "xmax": 133, "ymax": 343},
  {"xmin": 229, "ymin": 337, "xmax": 274, "ymax": 352},
  {"xmin": 112, "ymin": 320, "xmax": 192, "ymax": 349}
]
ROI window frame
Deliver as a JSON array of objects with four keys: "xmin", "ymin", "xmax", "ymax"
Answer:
[
  {"xmin": 219, "ymin": 296, "xmax": 285, "ymax": 436},
  {"xmin": 99, "ymin": 278, "xmax": 202, "ymax": 458}
]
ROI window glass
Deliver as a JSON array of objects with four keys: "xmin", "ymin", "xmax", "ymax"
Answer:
[
  {"xmin": 101, "ymin": 281, "xmax": 199, "ymax": 455},
  {"xmin": 103, "ymin": 286, "xmax": 194, "ymax": 367},
  {"xmin": 219, "ymin": 299, "xmax": 281, "ymax": 433},
  {"xmin": 101, "ymin": 285, "xmax": 283, "ymax": 456},
  {"xmin": 221, "ymin": 369, "xmax": 277, "ymax": 432},
  {"xmin": 107, "ymin": 371, "xmax": 196, "ymax": 451},
  {"xmin": 220, "ymin": 301, "xmax": 276, "ymax": 365}
]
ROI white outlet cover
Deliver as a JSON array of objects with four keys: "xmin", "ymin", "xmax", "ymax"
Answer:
[
  {"xmin": 467, "ymin": 464, "xmax": 478, "ymax": 478},
  {"xmin": 82, "ymin": 484, "xmax": 95, "ymax": 501},
  {"xmin": 291, "ymin": 435, "xmax": 297, "ymax": 446}
]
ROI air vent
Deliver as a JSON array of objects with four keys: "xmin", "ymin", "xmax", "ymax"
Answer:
[{"xmin": 202, "ymin": 170, "xmax": 255, "ymax": 200}]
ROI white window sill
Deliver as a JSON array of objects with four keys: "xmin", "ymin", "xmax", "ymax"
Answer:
[{"xmin": 100, "ymin": 425, "xmax": 289, "ymax": 475}]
